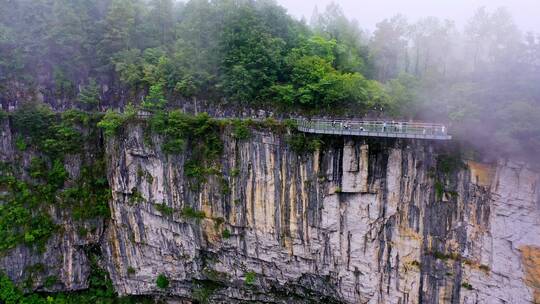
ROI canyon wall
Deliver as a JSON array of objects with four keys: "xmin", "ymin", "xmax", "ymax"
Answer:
[{"xmin": 1, "ymin": 120, "xmax": 539, "ymax": 303}]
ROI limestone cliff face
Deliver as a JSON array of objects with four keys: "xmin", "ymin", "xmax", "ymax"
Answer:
[
  {"xmin": 0, "ymin": 119, "xmax": 539, "ymax": 303},
  {"xmin": 0, "ymin": 119, "xmax": 104, "ymax": 292},
  {"xmin": 100, "ymin": 123, "xmax": 540, "ymax": 303}
]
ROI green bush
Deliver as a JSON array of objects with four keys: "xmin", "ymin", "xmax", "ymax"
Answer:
[
  {"xmin": 0, "ymin": 105, "xmax": 111, "ymax": 252},
  {"xmin": 461, "ymin": 282, "xmax": 473, "ymax": 290},
  {"xmin": 44, "ymin": 275, "xmax": 58, "ymax": 288},
  {"xmin": 434, "ymin": 181, "xmax": 444, "ymax": 201},
  {"xmin": 0, "ymin": 260, "xmax": 154, "ymax": 302},
  {"xmin": 283, "ymin": 119, "xmax": 298, "ymax": 129},
  {"xmin": 97, "ymin": 110, "xmax": 126, "ymax": 137},
  {"xmin": 155, "ymin": 203, "xmax": 174, "ymax": 216},
  {"xmin": 151, "ymin": 111, "xmax": 223, "ymax": 157},
  {"xmin": 163, "ymin": 138, "xmax": 185, "ymax": 154},
  {"xmin": 127, "ymin": 267, "xmax": 136, "ymax": 276},
  {"xmin": 0, "ymin": 169, "xmax": 58, "ymax": 252},
  {"xmin": 150, "ymin": 111, "xmax": 226, "ymax": 190},
  {"xmin": 437, "ymin": 154, "xmax": 465, "ymax": 175},
  {"xmin": 211, "ymin": 217, "xmax": 224, "ymax": 229},
  {"xmin": 77, "ymin": 226, "xmax": 89, "ymax": 237},
  {"xmin": 156, "ymin": 274, "xmax": 169, "ymax": 289},
  {"xmin": 12, "ymin": 103, "xmax": 85, "ymax": 156},
  {"xmin": 128, "ymin": 188, "xmax": 145, "ymax": 204},
  {"xmin": 0, "ymin": 272, "xmax": 24, "ymax": 303},
  {"xmin": 97, "ymin": 104, "xmax": 136, "ymax": 137},
  {"xmin": 232, "ymin": 120, "xmax": 251, "ymax": 140},
  {"xmin": 222, "ymin": 229, "xmax": 231, "ymax": 239},
  {"xmin": 181, "ymin": 207, "xmax": 206, "ymax": 220},
  {"xmin": 244, "ymin": 271, "xmax": 256, "ymax": 286},
  {"xmin": 142, "ymin": 83, "xmax": 167, "ymax": 110},
  {"xmin": 14, "ymin": 136, "xmax": 27, "ymax": 151},
  {"xmin": 12, "ymin": 103, "xmax": 56, "ymax": 142},
  {"xmin": 192, "ymin": 284, "xmax": 218, "ymax": 304},
  {"xmin": 230, "ymin": 168, "xmax": 240, "ymax": 177},
  {"xmin": 287, "ymin": 133, "xmax": 322, "ymax": 154},
  {"xmin": 61, "ymin": 109, "xmax": 92, "ymax": 126},
  {"xmin": 62, "ymin": 161, "xmax": 111, "ymax": 220},
  {"xmin": 77, "ymin": 79, "xmax": 100, "ymax": 110}
]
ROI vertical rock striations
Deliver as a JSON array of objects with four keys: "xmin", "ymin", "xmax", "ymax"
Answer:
[
  {"xmin": 0, "ymin": 119, "xmax": 538, "ymax": 303},
  {"xmin": 99, "ymin": 123, "xmax": 540, "ymax": 303}
]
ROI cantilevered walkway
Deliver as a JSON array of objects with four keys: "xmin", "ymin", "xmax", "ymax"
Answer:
[{"xmin": 296, "ymin": 119, "xmax": 451, "ymax": 140}]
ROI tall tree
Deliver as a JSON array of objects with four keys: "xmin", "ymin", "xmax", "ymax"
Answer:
[
  {"xmin": 219, "ymin": 2, "xmax": 286, "ymax": 103},
  {"xmin": 408, "ymin": 17, "xmax": 456, "ymax": 78},
  {"xmin": 146, "ymin": 0, "xmax": 176, "ymax": 46},
  {"xmin": 100, "ymin": 0, "xmax": 138, "ymax": 56},
  {"xmin": 310, "ymin": 3, "xmax": 371, "ymax": 75},
  {"xmin": 370, "ymin": 15, "xmax": 409, "ymax": 81}
]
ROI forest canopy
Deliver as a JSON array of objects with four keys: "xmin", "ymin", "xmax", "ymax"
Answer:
[
  {"xmin": 0, "ymin": 0, "xmax": 539, "ymax": 160},
  {"xmin": 0, "ymin": 0, "xmax": 384, "ymax": 111}
]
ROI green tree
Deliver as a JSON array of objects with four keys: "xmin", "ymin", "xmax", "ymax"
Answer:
[
  {"xmin": 112, "ymin": 49, "xmax": 144, "ymax": 88},
  {"xmin": 370, "ymin": 15, "xmax": 409, "ymax": 81},
  {"xmin": 272, "ymin": 36, "xmax": 384, "ymax": 110},
  {"xmin": 77, "ymin": 79, "xmax": 101, "ymax": 110},
  {"xmin": 101, "ymin": 0, "xmax": 137, "ymax": 56},
  {"xmin": 146, "ymin": 0, "xmax": 176, "ymax": 45},
  {"xmin": 219, "ymin": 3, "xmax": 286, "ymax": 103},
  {"xmin": 142, "ymin": 82, "xmax": 167, "ymax": 110},
  {"xmin": 384, "ymin": 73, "xmax": 419, "ymax": 117},
  {"xmin": 310, "ymin": 3, "xmax": 370, "ymax": 75}
]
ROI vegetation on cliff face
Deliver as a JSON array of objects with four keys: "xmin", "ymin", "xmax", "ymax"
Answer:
[
  {"xmin": 0, "ymin": 250, "xmax": 156, "ymax": 304},
  {"xmin": 0, "ymin": 0, "xmax": 538, "ymax": 302},
  {"xmin": 0, "ymin": 104, "xmax": 110, "ymax": 253}
]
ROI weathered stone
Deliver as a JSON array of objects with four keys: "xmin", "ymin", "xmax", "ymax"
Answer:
[{"xmin": 0, "ymin": 121, "xmax": 539, "ymax": 304}]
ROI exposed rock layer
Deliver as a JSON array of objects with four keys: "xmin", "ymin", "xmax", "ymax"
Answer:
[{"xmin": 1, "ymin": 121, "xmax": 539, "ymax": 303}]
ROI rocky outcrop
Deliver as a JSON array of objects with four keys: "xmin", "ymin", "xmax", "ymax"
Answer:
[
  {"xmin": 0, "ymin": 119, "xmax": 538, "ymax": 303},
  {"xmin": 0, "ymin": 118, "xmax": 105, "ymax": 292},
  {"xmin": 462, "ymin": 160, "xmax": 540, "ymax": 304},
  {"xmin": 100, "ymin": 123, "xmax": 540, "ymax": 303}
]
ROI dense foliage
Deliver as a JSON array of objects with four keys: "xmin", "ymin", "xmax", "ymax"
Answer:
[
  {"xmin": 0, "ymin": 0, "xmax": 381, "ymax": 112},
  {"xmin": 2, "ymin": 0, "xmax": 539, "ymax": 157},
  {"xmin": 0, "ymin": 1, "xmax": 538, "ymax": 301},
  {"xmin": 0, "ymin": 104, "xmax": 110, "ymax": 253}
]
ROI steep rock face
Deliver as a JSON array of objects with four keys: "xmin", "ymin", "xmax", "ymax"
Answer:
[
  {"xmin": 0, "ymin": 119, "xmax": 105, "ymax": 292},
  {"xmin": 0, "ymin": 117, "xmax": 538, "ymax": 303},
  {"xmin": 101, "ymin": 123, "xmax": 540, "ymax": 303},
  {"xmin": 463, "ymin": 160, "xmax": 540, "ymax": 304}
]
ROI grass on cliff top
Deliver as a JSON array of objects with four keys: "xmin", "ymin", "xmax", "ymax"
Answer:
[
  {"xmin": 97, "ymin": 105, "xmax": 300, "ymax": 191},
  {"xmin": 97, "ymin": 104, "xmax": 137, "ymax": 137}
]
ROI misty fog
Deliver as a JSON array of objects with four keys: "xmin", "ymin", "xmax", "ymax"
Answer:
[
  {"xmin": 278, "ymin": 0, "xmax": 540, "ymax": 33},
  {"xmin": 0, "ymin": 0, "xmax": 539, "ymax": 162}
]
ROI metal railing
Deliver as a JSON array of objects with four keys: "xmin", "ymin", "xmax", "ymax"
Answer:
[{"xmin": 296, "ymin": 119, "xmax": 451, "ymax": 140}]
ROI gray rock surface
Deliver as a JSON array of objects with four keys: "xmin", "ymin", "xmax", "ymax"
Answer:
[{"xmin": 1, "ymin": 121, "xmax": 539, "ymax": 303}]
